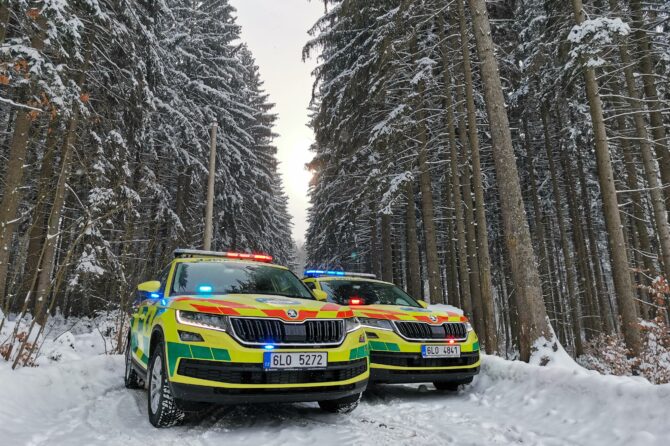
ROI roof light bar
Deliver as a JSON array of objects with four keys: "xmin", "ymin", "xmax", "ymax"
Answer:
[
  {"xmin": 174, "ymin": 249, "xmax": 273, "ymax": 263},
  {"xmin": 304, "ymin": 270, "xmax": 377, "ymax": 279}
]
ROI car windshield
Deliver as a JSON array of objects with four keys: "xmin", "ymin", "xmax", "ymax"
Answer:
[
  {"xmin": 170, "ymin": 262, "xmax": 314, "ymax": 300},
  {"xmin": 320, "ymin": 280, "xmax": 420, "ymax": 307}
]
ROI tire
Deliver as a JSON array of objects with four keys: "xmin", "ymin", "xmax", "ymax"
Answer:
[
  {"xmin": 318, "ymin": 393, "xmax": 361, "ymax": 414},
  {"xmin": 124, "ymin": 335, "xmax": 143, "ymax": 389},
  {"xmin": 147, "ymin": 339, "xmax": 185, "ymax": 428},
  {"xmin": 433, "ymin": 376, "xmax": 473, "ymax": 391}
]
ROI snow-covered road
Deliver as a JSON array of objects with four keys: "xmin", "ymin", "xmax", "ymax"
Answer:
[{"xmin": 2, "ymin": 353, "xmax": 669, "ymax": 446}]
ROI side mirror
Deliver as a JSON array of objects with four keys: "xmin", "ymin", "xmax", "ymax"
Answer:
[
  {"xmin": 417, "ymin": 300, "xmax": 429, "ymax": 309},
  {"xmin": 312, "ymin": 289, "xmax": 328, "ymax": 301},
  {"xmin": 138, "ymin": 280, "xmax": 161, "ymax": 294}
]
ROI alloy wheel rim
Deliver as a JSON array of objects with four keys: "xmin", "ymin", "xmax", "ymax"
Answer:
[{"xmin": 150, "ymin": 355, "xmax": 162, "ymax": 414}]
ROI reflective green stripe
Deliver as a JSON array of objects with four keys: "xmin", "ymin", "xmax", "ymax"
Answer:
[
  {"xmin": 369, "ymin": 341, "xmax": 400, "ymax": 352},
  {"xmin": 349, "ymin": 345, "xmax": 369, "ymax": 360},
  {"xmin": 369, "ymin": 341, "xmax": 387, "ymax": 351},
  {"xmin": 190, "ymin": 345, "xmax": 214, "ymax": 360},
  {"xmin": 386, "ymin": 343, "xmax": 400, "ymax": 352},
  {"xmin": 473, "ymin": 341, "xmax": 480, "ymax": 351},
  {"xmin": 167, "ymin": 342, "xmax": 192, "ymax": 376},
  {"xmin": 211, "ymin": 348, "xmax": 231, "ymax": 361}
]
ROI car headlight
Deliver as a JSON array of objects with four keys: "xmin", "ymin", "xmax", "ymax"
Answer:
[
  {"xmin": 176, "ymin": 310, "xmax": 229, "ymax": 332},
  {"xmin": 345, "ymin": 317, "xmax": 361, "ymax": 333},
  {"xmin": 358, "ymin": 317, "xmax": 394, "ymax": 331},
  {"xmin": 465, "ymin": 321, "xmax": 473, "ymax": 332}
]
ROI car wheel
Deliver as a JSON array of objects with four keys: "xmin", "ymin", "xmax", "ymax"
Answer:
[
  {"xmin": 318, "ymin": 393, "xmax": 361, "ymax": 414},
  {"xmin": 124, "ymin": 335, "xmax": 143, "ymax": 389},
  {"xmin": 147, "ymin": 339, "xmax": 185, "ymax": 428}
]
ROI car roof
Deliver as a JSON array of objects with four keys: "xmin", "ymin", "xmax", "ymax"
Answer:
[{"xmin": 309, "ymin": 275, "xmax": 392, "ymax": 286}]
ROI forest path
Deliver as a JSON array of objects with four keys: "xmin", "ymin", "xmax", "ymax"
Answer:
[{"xmin": 2, "ymin": 355, "xmax": 668, "ymax": 446}]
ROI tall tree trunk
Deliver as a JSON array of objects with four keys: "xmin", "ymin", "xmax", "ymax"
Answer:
[
  {"xmin": 441, "ymin": 152, "xmax": 459, "ymax": 307},
  {"xmin": 616, "ymin": 37, "xmax": 670, "ymax": 282},
  {"xmin": 404, "ymin": 182, "xmax": 421, "ymax": 299},
  {"xmin": 381, "ymin": 213, "xmax": 393, "ymax": 282},
  {"xmin": 454, "ymin": 0, "xmax": 497, "ymax": 352},
  {"xmin": 628, "ymin": 0, "xmax": 670, "ymax": 203},
  {"xmin": 575, "ymin": 149, "xmax": 614, "ymax": 333},
  {"xmin": 0, "ymin": 2, "xmax": 9, "ymax": 44},
  {"xmin": 416, "ymin": 85, "xmax": 443, "ymax": 304},
  {"xmin": 0, "ymin": 12, "xmax": 48, "ymax": 310},
  {"xmin": 542, "ymin": 105, "xmax": 583, "ymax": 356},
  {"xmin": 570, "ymin": 0, "xmax": 641, "ymax": 356},
  {"xmin": 15, "ymin": 119, "xmax": 60, "ymax": 312},
  {"xmin": 34, "ymin": 107, "xmax": 80, "ymax": 323},
  {"xmin": 467, "ymin": 0, "xmax": 554, "ymax": 361},
  {"xmin": 370, "ymin": 215, "xmax": 382, "ymax": 279},
  {"xmin": 445, "ymin": 76, "xmax": 473, "ymax": 318},
  {"xmin": 524, "ymin": 122, "xmax": 558, "ymax": 333},
  {"xmin": 561, "ymin": 149, "xmax": 602, "ymax": 338}
]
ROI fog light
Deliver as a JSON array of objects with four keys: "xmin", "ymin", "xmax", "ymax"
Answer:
[{"xmin": 178, "ymin": 330, "xmax": 204, "ymax": 342}]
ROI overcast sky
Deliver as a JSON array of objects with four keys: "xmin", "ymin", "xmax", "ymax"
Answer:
[{"xmin": 230, "ymin": 0, "xmax": 325, "ymax": 244}]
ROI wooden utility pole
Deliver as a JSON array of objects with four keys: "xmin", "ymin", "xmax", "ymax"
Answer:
[{"xmin": 204, "ymin": 123, "xmax": 218, "ymax": 251}]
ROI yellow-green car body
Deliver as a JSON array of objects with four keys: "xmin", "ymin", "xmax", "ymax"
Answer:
[
  {"xmin": 126, "ymin": 251, "xmax": 368, "ymax": 427},
  {"xmin": 303, "ymin": 272, "xmax": 480, "ymax": 386}
]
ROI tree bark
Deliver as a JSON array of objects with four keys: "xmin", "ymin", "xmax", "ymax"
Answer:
[
  {"xmin": 466, "ymin": 0, "xmax": 554, "ymax": 361},
  {"xmin": 415, "ymin": 84, "xmax": 443, "ymax": 304},
  {"xmin": 381, "ymin": 213, "xmax": 393, "ymax": 282},
  {"xmin": 616, "ymin": 38, "xmax": 670, "ymax": 282},
  {"xmin": 542, "ymin": 104, "xmax": 583, "ymax": 356},
  {"xmin": 454, "ymin": 0, "xmax": 497, "ymax": 352},
  {"xmin": 628, "ymin": 0, "xmax": 670, "ymax": 203},
  {"xmin": 0, "ymin": 11, "xmax": 48, "ymax": 310},
  {"xmin": 570, "ymin": 0, "xmax": 641, "ymax": 356},
  {"xmin": 575, "ymin": 149, "xmax": 614, "ymax": 333},
  {"xmin": 524, "ymin": 122, "xmax": 559, "ymax": 334},
  {"xmin": 404, "ymin": 182, "xmax": 422, "ymax": 299}
]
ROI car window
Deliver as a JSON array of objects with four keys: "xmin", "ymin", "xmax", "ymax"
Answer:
[
  {"xmin": 304, "ymin": 281, "xmax": 316, "ymax": 291},
  {"xmin": 170, "ymin": 262, "xmax": 314, "ymax": 300},
  {"xmin": 320, "ymin": 280, "xmax": 420, "ymax": 307}
]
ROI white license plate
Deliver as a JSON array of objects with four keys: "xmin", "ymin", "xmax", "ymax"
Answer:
[
  {"xmin": 422, "ymin": 345, "xmax": 461, "ymax": 358},
  {"xmin": 263, "ymin": 352, "xmax": 328, "ymax": 370}
]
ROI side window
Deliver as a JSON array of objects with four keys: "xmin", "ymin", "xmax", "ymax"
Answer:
[{"xmin": 304, "ymin": 281, "xmax": 317, "ymax": 291}]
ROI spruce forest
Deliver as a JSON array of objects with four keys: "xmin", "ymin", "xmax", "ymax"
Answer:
[
  {"xmin": 0, "ymin": 0, "xmax": 669, "ymax": 443},
  {"xmin": 305, "ymin": 0, "xmax": 670, "ymax": 377},
  {"xmin": 0, "ymin": 0, "xmax": 295, "ymax": 361}
]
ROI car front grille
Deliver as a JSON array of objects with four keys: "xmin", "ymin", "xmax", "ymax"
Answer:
[
  {"xmin": 230, "ymin": 318, "xmax": 344, "ymax": 346},
  {"xmin": 177, "ymin": 358, "xmax": 367, "ymax": 385},
  {"xmin": 370, "ymin": 351, "xmax": 479, "ymax": 368},
  {"xmin": 393, "ymin": 321, "xmax": 468, "ymax": 341}
]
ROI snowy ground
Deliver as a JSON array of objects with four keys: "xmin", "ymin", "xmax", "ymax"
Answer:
[{"xmin": 1, "ymin": 319, "xmax": 669, "ymax": 446}]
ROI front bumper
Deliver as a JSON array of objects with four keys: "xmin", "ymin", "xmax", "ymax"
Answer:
[
  {"xmin": 172, "ymin": 377, "xmax": 367, "ymax": 405},
  {"xmin": 161, "ymin": 320, "xmax": 369, "ymax": 402},
  {"xmin": 364, "ymin": 327, "xmax": 480, "ymax": 383}
]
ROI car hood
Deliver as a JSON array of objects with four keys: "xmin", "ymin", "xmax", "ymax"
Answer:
[
  {"xmin": 168, "ymin": 294, "xmax": 353, "ymax": 321},
  {"xmin": 352, "ymin": 304, "xmax": 467, "ymax": 324}
]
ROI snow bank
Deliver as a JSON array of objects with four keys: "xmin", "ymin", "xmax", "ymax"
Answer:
[
  {"xmin": 474, "ymin": 355, "xmax": 670, "ymax": 445},
  {"xmin": 1, "ymin": 319, "xmax": 669, "ymax": 445}
]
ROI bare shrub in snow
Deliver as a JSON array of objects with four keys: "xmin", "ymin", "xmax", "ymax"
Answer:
[{"xmin": 579, "ymin": 276, "xmax": 670, "ymax": 384}]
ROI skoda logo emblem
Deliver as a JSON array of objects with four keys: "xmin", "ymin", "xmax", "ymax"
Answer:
[
  {"xmin": 287, "ymin": 309, "xmax": 298, "ymax": 319},
  {"xmin": 429, "ymin": 315, "xmax": 438, "ymax": 323}
]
